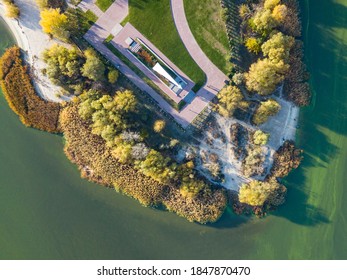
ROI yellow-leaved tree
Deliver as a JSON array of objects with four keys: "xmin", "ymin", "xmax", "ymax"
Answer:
[{"xmin": 39, "ymin": 8, "xmax": 69, "ymax": 40}]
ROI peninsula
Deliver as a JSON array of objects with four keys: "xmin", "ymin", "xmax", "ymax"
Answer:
[{"xmin": 0, "ymin": 0, "xmax": 310, "ymax": 223}]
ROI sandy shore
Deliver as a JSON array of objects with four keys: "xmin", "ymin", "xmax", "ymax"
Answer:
[{"xmin": 0, "ymin": 1, "xmax": 68, "ymax": 102}]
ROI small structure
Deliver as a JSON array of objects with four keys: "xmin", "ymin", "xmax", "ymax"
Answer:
[{"xmin": 125, "ymin": 37, "xmax": 187, "ymax": 95}]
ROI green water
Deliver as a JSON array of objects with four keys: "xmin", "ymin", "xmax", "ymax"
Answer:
[{"xmin": 0, "ymin": 0, "xmax": 346, "ymax": 259}]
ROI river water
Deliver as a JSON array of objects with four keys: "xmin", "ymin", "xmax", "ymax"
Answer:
[{"xmin": 0, "ymin": 0, "xmax": 346, "ymax": 259}]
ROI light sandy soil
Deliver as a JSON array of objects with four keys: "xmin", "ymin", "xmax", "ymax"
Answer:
[{"xmin": 0, "ymin": 0, "xmax": 69, "ymax": 102}]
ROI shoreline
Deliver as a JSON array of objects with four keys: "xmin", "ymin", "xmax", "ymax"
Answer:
[{"xmin": 0, "ymin": 1, "xmax": 68, "ymax": 102}]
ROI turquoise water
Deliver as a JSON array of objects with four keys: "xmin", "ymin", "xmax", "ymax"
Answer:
[{"xmin": 0, "ymin": 0, "xmax": 346, "ymax": 259}]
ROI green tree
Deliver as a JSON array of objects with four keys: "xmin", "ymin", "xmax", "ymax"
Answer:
[
  {"xmin": 137, "ymin": 150, "xmax": 174, "ymax": 184},
  {"xmin": 42, "ymin": 44, "xmax": 82, "ymax": 85},
  {"xmin": 253, "ymin": 130, "xmax": 270, "ymax": 146},
  {"xmin": 81, "ymin": 49, "xmax": 105, "ymax": 81},
  {"xmin": 253, "ymin": 99, "xmax": 281, "ymax": 125},
  {"xmin": 217, "ymin": 85, "xmax": 243, "ymax": 117}
]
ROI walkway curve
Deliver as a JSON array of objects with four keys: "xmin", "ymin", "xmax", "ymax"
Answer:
[{"xmin": 170, "ymin": 0, "xmax": 228, "ymax": 92}]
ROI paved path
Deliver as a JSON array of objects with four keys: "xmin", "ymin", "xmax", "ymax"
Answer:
[
  {"xmin": 170, "ymin": 0, "xmax": 228, "ymax": 93},
  {"xmin": 78, "ymin": 0, "xmax": 103, "ymax": 18}
]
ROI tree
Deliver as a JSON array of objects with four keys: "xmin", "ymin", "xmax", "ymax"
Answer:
[
  {"xmin": 112, "ymin": 142, "xmax": 134, "ymax": 164},
  {"xmin": 232, "ymin": 72, "xmax": 244, "ymax": 86},
  {"xmin": 243, "ymin": 147, "xmax": 265, "ymax": 177},
  {"xmin": 239, "ymin": 179, "xmax": 285, "ymax": 206},
  {"xmin": 36, "ymin": 0, "xmax": 65, "ymax": 10},
  {"xmin": 137, "ymin": 150, "xmax": 174, "ymax": 184},
  {"xmin": 245, "ymin": 37, "xmax": 262, "ymax": 54},
  {"xmin": 42, "ymin": 44, "xmax": 82, "ymax": 85},
  {"xmin": 253, "ymin": 130, "xmax": 269, "ymax": 146},
  {"xmin": 108, "ymin": 69, "xmax": 119, "ymax": 84},
  {"xmin": 81, "ymin": 49, "xmax": 105, "ymax": 81},
  {"xmin": 272, "ymin": 4, "xmax": 288, "ymax": 22},
  {"xmin": 114, "ymin": 90, "xmax": 137, "ymax": 112},
  {"xmin": 239, "ymin": 4, "xmax": 251, "ymax": 19},
  {"xmin": 153, "ymin": 120, "xmax": 166, "ymax": 133},
  {"xmin": 39, "ymin": 8, "xmax": 69, "ymax": 40},
  {"xmin": 245, "ymin": 58, "xmax": 288, "ymax": 95},
  {"xmin": 261, "ymin": 32, "xmax": 295, "ymax": 63},
  {"xmin": 252, "ymin": 8, "xmax": 278, "ymax": 34},
  {"xmin": 264, "ymin": 0, "xmax": 281, "ymax": 10},
  {"xmin": 253, "ymin": 99, "xmax": 281, "ymax": 125},
  {"xmin": 5, "ymin": 3, "xmax": 20, "ymax": 19},
  {"xmin": 217, "ymin": 85, "xmax": 243, "ymax": 117}
]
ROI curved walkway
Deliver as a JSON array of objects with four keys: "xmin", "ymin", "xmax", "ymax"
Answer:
[{"xmin": 170, "ymin": 0, "xmax": 228, "ymax": 92}]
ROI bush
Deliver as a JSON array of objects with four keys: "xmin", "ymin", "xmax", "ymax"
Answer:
[
  {"xmin": 0, "ymin": 46, "xmax": 61, "ymax": 132},
  {"xmin": 153, "ymin": 120, "xmax": 166, "ymax": 133},
  {"xmin": 108, "ymin": 69, "xmax": 119, "ymax": 84},
  {"xmin": 270, "ymin": 140, "xmax": 303, "ymax": 178}
]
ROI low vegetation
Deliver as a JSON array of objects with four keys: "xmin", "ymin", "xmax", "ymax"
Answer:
[
  {"xmin": 184, "ymin": 0, "xmax": 232, "ymax": 74},
  {"xmin": 60, "ymin": 104, "xmax": 227, "ymax": 223},
  {"xmin": 0, "ymin": 46, "xmax": 61, "ymax": 132}
]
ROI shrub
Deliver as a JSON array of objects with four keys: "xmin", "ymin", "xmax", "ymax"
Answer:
[
  {"xmin": 270, "ymin": 140, "xmax": 303, "ymax": 178},
  {"xmin": 153, "ymin": 120, "xmax": 166, "ymax": 133}
]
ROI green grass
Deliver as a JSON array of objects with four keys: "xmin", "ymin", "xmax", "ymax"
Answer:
[
  {"xmin": 127, "ymin": 0, "xmax": 206, "ymax": 91},
  {"xmin": 184, "ymin": 0, "xmax": 232, "ymax": 75},
  {"xmin": 84, "ymin": 9, "xmax": 98, "ymax": 23},
  {"xmin": 95, "ymin": 0, "xmax": 114, "ymax": 12},
  {"xmin": 104, "ymin": 41, "xmax": 185, "ymax": 111}
]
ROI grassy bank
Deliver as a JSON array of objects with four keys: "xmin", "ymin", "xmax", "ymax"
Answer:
[
  {"xmin": 126, "ymin": 0, "xmax": 206, "ymax": 90},
  {"xmin": 184, "ymin": 0, "xmax": 232, "ymax": 75}
]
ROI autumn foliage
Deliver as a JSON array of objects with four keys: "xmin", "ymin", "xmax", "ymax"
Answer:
[
  {"xmin": 60, "ymin": 104, "xmax": 227, "ymax": 223},
  {"xmin": 0, "ymin": 46, "xmax": 61, "ymax": 132}
]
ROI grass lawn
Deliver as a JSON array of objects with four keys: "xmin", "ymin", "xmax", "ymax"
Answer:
[
  {"xmin": 96, "ymin": 0, "xmax": 114, "ymax": 12},
  {"xmin": 126, "ymin": 0, "xmax": 206, "ymax": 91},
  {"xmin": 184, "ymin": 0, "xmax": 232, "ymax": 75}
]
